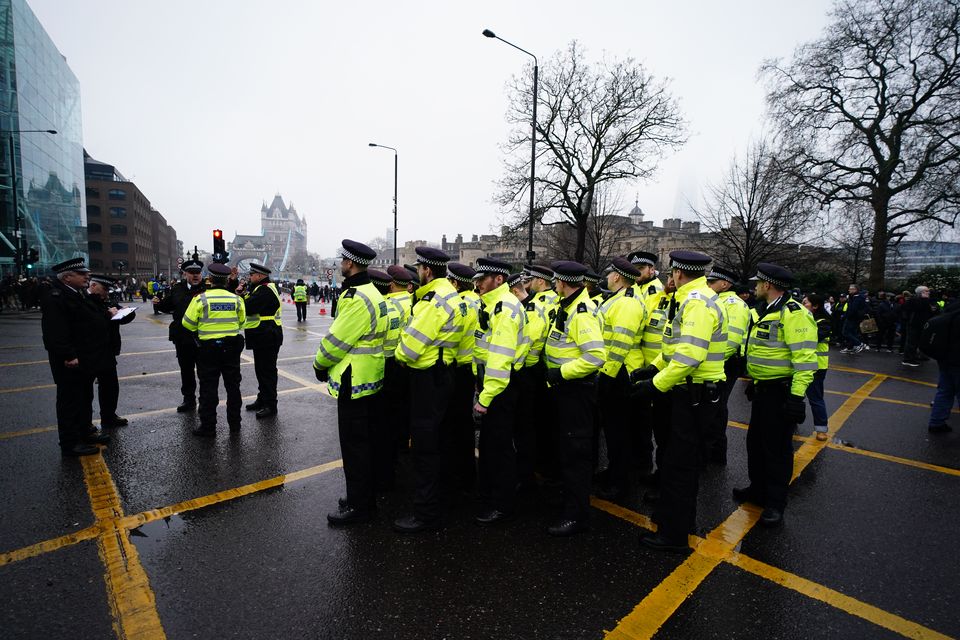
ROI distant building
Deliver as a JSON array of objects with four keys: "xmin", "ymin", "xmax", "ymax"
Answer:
[
  {"xmin": 229, "ymin": 194, "xmax": 308, "ymax": 273},
  {"xmin": 0, "ymin": 0, "xmax": 86, "ymax": 276},
  {"xmin": 886, "ymin": 241, "xmax": 960, "ymax": 278},
  {"xmin": 84, "ymin": 151, "xmax": 179, "ymax": 277}
]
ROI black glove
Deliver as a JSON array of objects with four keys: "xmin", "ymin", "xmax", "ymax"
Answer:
[
  {"xmin": 629, "ymin": 365, "xmax": 659, "ymax": 384},
  {"xmin": 744, "ymin": 381, "xmax": 755, "ymax": 402},
  {"xmin": 546, "ymin": 367, "xmax": 564, "ymax": 386},
  {"xmin": 786, "ymin": 394, "xmax": 806, "ymax": 424},
  {"xmin": 314, "ymin": 367, "xmax": 329, "ymax": 382},
  {"xmin": 630, "ymin": 378, "xmax": 658, "ymax": 400}
]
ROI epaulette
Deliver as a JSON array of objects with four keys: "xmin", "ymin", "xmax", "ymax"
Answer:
[
  {"xmin": 342, "ymin": 288, "xmax": 356, "ymax": 299},
  {"xmin": 688, "ymin": 291, "xmax": 702, "ymax": 299},
  {"xmin": 577, "ymin": 302, "xmax": 588, "ymax": 314},
  {"xmin": 786, "ymin": 300, "xmax": 802, "ymax": 312},
  {"xmin": 524, "ymin": 300, "xmax": 536, "ymax": 311},
  {"xmin": 647, "ymin": 284, "xmax": 657, "ymax": 295},
  {"xmin": 420, "ymin": 291, "xmax": 435, "ymax": 302},
  {"xmin": 494, "ymin": 301, "xmax": 503, "ymax": 314},
  {"xmin": 625, "ymin": 287, "xmax": 635, "ymax": 297}
]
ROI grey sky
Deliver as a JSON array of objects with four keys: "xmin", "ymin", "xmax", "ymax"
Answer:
[{"xmin": 31, "ymin": 0, "xmax": 833, "ymax": 258}]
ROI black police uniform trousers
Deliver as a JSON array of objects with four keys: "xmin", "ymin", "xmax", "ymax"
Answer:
[
  {"xmin": 196, "ymin": 336, "xmax": 243, "ymax": 429},
  {"xmin": 548, "ymin": 377, "xmax": 596, "ymax": 522},
  {"xmin": 295, "ymin": 301, "xmax": 307, "ymax": 321},
  {"xmin": 94, "ymin": 365, "xmax": 120, "ymax": 420},
  {"xmin": 443, "ymin": 364, "xmax": 477, "ymax": 494},
  {"xmin": 512, "ymin": 365, "xmax": 539, "ymax": 486},
  {"xmin": 49, "ymin": 357, "xmax": 95, "ymax": 448},
  {"xmin": 477, "ymin": 375, "xmax": 519, "ymax": 513},
  {"xmin": 746, "ymin": 378, "xmax": 796, "ymax": 512},
  {"xmin": 383, "ymin": 357, "xmax": 411, "ymax": 458},
  {"xmin": 253, "ymin": 345, "xmax": 279, "ymax": 409},
  {"xmin": 705, "ymin": 357, "xmax": 743, "ymax": 462},
  {"xmin": 597, "ymin": 368, "xmax": 632, "ymax": 490},
  {"xmin": 337, "ymin": 366, "xmax": 380, "ymax": 511},
  {"xmin": 174, "ymin": 340, "xmax": 199, "ymax": 403},
  {"xmin": 653, "ymin": 382, "xmax": 721, "ymax": 543},
  {"xmin": 408, "ymin": 362, "xmax": 454, "ymax": 523}
]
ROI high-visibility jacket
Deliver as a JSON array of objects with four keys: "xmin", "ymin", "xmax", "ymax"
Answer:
[
  {"xmin": 521, "ymin": 296, "xmax": 546, "ymax": 367},
  {"xmin": 745, "ymin": 295, "xmax": 819, "ymax": 396},
  {"xmin": 293, "ymin": 285, "xmax": 308, "ymax": 302},
  {"xmin": 396, "ymin": 277, "xmax": 465, "ymax": 370},
  {"xmin": 814, "ymin": 314, "xmax": 831, "ymax": 370},
  {"xmin": 473, "ymin": 283, "xmax": 524, "ymax": 406},
  {"xmin": 545, "ymin": 287, "xmax": 606, "ymax": 384},
  {"xmin": 651, "ymin": 276, "xmax": 727, "ymax": 392},
  {"xmin": 456, "ymin": 289, "xmax": 481, "ymax": 367},
  {"xmin": 383, "ymin": 294, "xmax": 403, "ymax": 358},
  {"xmin": 640, "ymin": 290, "xmax": 671, "ymax": 364},
  {"xmin": 599, "ymin": 285, "xmax": 648, "ymax": 378},
  {"xmin": 637, "ymin": 277, "xmax": 664, "ymax": 305},
  {"xmin": 718, "ymin": 290, "xmax": 751, "ymax": 359},
  {"xmin": 181, "ymin": 287, "xmax": 246, "ymax": 341},
  {"xmin": 314, "ymin": 275, "xmax": 388, "ymax": 399},
  {"xmin": 386, "ymin": 291, "xmax": 413, "ymax": 327},
  {"xmin": 526, "ymin": 289, "xmax": 558, "ymax": 365},
  {"xmin": 244, "ymin": 282, "xmax": 282, "ymax": 329}
]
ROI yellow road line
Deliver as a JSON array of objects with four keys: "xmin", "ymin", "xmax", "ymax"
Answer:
[
  {"xmin": 590, "ymin": 497, "xmax": 656, "ymax": 531},
  {"xmin": 605, "ymin": 375, "xmax": 883, "ymax": 639},
  {"xmin": 727, "ymin": 553, "xmax": 954, "ymax": 640},
  {"xmin": 832, "ymin": 365, "xmax": 937, "ymax": 388},
  {"xmin": 824, "ymin": 442, "xmax": 960, "ymax": 477},
  {"xmin": 80, "ymin": 453, "xmax": 167, "ymax": 639},
  {"xmin": 241, "ymin": 353, "xmax": 326, "ymax": 392},
  {"xmin": 0, "ymin": 524, "xmax": 101, "ymax": 566},
  {"xmin": 0, "ymin": 425, "xmax": 57, "ymax": 440},
  {"xmin": 119, "ymin": 458, "xmax": 343, "ymax": 530}
]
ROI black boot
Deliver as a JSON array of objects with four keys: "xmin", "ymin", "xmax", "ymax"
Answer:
[{"xmin": 176, "ymin": 399, "xmax": 196, "ymax": 413}]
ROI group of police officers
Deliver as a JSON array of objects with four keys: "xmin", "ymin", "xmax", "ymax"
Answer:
[
  {"xmin": 314, "ymin": 239, "xmax": 819, "ymax": 550},
  {"xmin": 41, "ymin": 237, "xmax": 819, "ymax": 552}
]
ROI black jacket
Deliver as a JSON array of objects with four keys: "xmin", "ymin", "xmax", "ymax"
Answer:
[
  {"xmin": 93, "ymin": 297, "xmax": 135, "ymax": 355},
  {"xmin": 40, "ymin": 279, "xmax": 114, "ymax": 373},
  {"xmin": 157, "ymin": 280, "xmax": 205, "ymax": 344},
  {"xmin": 243, "ymin": 279, "xmax": 283, "ymax": 349}
]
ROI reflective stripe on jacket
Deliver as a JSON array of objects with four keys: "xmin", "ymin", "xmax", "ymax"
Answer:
[
  {"xmin": 293, "ymin": 285, "xmax": 308, "ymax": 302},
  {"xmin": 182, "ymin": 288, "xmax": 246, "ymax": 340},
  {"xmin": 386, "ymin": 291, "xmax": 412, "ymax": 327},
  {"xmin": 651, "ymin": 277, "xmax": 727, "ymax": 391},
  {"xmin": 545, "ymin": 287, "xmax": 605, "ymax": 383},
  {"xmin": 244, "ymin": 282, "xmax": 282, "ymax": 329},
  {"xmin": 599, "ymin": 285, "xmax": 647, "ymax": 378},
  {"xmin": 473, "ymin": 283, "xmax": 524, "ymax": 405},
  {"xmin": 745, "ymin": 295, "xmax": 819, "ymax": 396},
  {"xmin": 456, "ymin": 289, "xmax": 481, "ymax": 366},
  {"xmin": 395, "ymin": 277, "xmax": 465, "ymax": 370},
  {"xmin": 718, "ymin": 290, "xmax": 751, "ymax": 359},
  {"xmin": 639, "ymin": 290, "xmax": 670, "ymax": 364}
]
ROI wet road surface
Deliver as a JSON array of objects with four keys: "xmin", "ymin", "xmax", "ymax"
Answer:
[{"xmin": 1, "ymin": 301, "xmax": 958, "ymax": 639}]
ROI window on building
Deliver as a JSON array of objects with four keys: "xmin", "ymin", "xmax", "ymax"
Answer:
[
  {"xmin": 111, "ymin": 242, "xmax": 129, "ymax": 253},
  {"xmin": 110, "ymin": 207, "xmax": 127, "ymax": 218},
  {"xmin": 88, "ymin": 241, "xmax": 102, "ymax": 252},
  {"xmin": 110, "ymin": 224, "xmax": 127, "ymax": 236},
  {"xmin": 108, "ymin": 189, "xmax": 126, "ymax": 200},
  {"xmin": 88, "ymin": 223, "xmax": 101, "ymax": 233},
  {"xmin": 87, "ymin": 205, "xmax": 101, "ymax": 217},
  {"xmin": 90, "ymin": 259, "xmax": 103, "ymax": 268},
  {"xmin": 85, "ymin": 187, "xmax": 100, "ymax": 198}
]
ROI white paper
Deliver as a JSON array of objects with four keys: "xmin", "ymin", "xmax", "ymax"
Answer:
[{"xmin": 111, "ymin": 307, "xmax": 136, "ymax": 321}]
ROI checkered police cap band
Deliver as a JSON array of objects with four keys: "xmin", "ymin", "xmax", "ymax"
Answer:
[
  {"xmin": 611, "ymin": 263, "xmax": 638, "ymax": 281},
  {"xmin": 630, "ymin": 256, "xmax": 656, "ymax": 266},
  {"xmin": 338, "ymin": 247, "xmax": 372, "ymax": 265},
  {"xmin": 757, "ymin": 272, "xmax": 791, "ymax": 289},
  {"xmin": 448, "ymin": 271, "xmax": 473, "ymax": 284},
  {"xmin": 707, "ymin": 269, "xmax": 736, "ymax": 284},
  {"xmin": 525, "ymin": 266, "xmax": 554, "ymax": 281},
  {"xmin": 670, "ymin": 259, "xmax": 707, "ymax": 271},
  {"xmin": 553, "ymin": 272, "xmax": 585, "ymax": 283},
  {"xmin": 90, "ymin": 275, "xmax": 115, "ymax": 286},
  {"xmin": 416, "ymin": 255, "xmax": 447, "ymax": 267},
  {"xmin": 476, "ymin": 264, "xmax": 510, "ymax": 276}
]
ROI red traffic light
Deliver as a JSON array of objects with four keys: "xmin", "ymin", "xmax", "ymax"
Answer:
[{"xmin": 213, "ymin": 229, "xmax": 222, "ymax": 239}]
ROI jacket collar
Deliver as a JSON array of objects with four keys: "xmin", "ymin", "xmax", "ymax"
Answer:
[{"xmin": 342, "ymin": 271, "xmax": 370, "ymax": 288}]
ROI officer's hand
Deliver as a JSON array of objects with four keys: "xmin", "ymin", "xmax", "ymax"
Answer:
[
  {"xmin": 786, "ymin": 394, "xmax": 806, "ymax": 424},
  {"xmin": 313, "ymin": 367, "xmax": 329, "ymax": 382},
  {"xmin": 546, "ymin": 367, "xmax": 564, "ymax": 386},
  {"xmin": 630, "ymin": 378, "xmax": 658, "ymax": 400},
  {"xmin": 151, "ymin": 297, "xmax": 160, "ymax": 304},
  {"xmin": 629, "ymin": 365, "xmax": 659, "ymax": 384},
  {"xmin": 64, "ymin": 358, "xmax": 79, "ymax": 368},
  {"xmin": 744, "ymin": 381, "xmax": 755, "ymax": 402}
]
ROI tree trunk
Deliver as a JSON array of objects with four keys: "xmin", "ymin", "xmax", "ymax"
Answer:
[
  {"xmin": 574, "ymin": 216, "xmax": 588, "ymax": 263},
  {"xmin": 868, "ymin": 197, "xmax": 889, "ymax": 292}
]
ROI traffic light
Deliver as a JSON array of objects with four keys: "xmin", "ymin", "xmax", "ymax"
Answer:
[
  {"xmin": 212, "ymin": 229, "xmax": 228, "ymax": 264},
  {"xmin": 23, "ymin": 247, "xmax": 39, "ymax": 269}
]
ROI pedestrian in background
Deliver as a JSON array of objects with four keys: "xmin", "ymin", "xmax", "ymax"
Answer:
[
  {"xmin": 840, "ymin": 284, "xmax": 866, "ymax": 353},
  {"xmin": 925, "ymin": 298, "xmax": 959, "ymax": 433},
  {"xmin": 902, "ymin": 286, "xmax": 937, "ymax": 367}
]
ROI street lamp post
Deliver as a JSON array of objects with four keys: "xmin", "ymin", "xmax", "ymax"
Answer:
[
  {"xmin": 368, "ymin": 143, "xmax": 398, "ymax": 265},
  {"xmin": 4, "ymin": 128, "xmax": 57, "ymax": 276},
  {"xmin": 483, "ymin": 28, "xmax": 538, "ymax": 264}
]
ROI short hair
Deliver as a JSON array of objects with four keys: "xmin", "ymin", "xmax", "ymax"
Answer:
[
  {"xmin": 805, "ymin": 292, "xmax": 825, "ymax": 309},
  {"xmin": 915, "ymin": 286, "xmax": 928, "ymax": 295},
  {"xmin": 425, "ymin": 264, "xmax": 446, "ymax": 279},
  {"xmin": 849, "ymin": 284, "xmax": 859, "ymax": 291}
]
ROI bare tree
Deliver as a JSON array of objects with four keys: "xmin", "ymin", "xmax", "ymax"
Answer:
[
  {"xmin": 763, "ymin": 0, "xmax": 960, "ymax": 291},
  {"xmin": 541, "ymin": 187, "xmax": 631, "ymax": 269},
  {"xmin": 498, "ymin": 41, "xmax": 687, "ymax": 262},
  {"xmin": 826, "ymin": 203, "xmax": 874, "ymax": 284},
  {"xmin": 692, "ymin": 139, "xmax": 815, "ymax": 280}
]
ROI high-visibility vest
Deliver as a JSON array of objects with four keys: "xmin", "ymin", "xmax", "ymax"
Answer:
[
  {"xmin": 637, "ymin": 277, "xmax": 664, "ymax": 305},
  {"xmin": 293, "ymin": 285, "xmax": 308, "ymax": 302},
  {"xmin": 314, "ymin": 280, "xmax": 388, "ymax": 399},
  {"xmin": 745, "ymin": 295, "xmax": 819, "ymax": 396},
  {"xmin": 526, "ymin": 289, "xmax": 558, "ymax": 365},
  {"xmin": 455, "ymin": 289, "xmax": 481, "ymax": 367},
  {"xmin": 814, "ymin": 315, "xmax": 831, "ymax": 371},
  {"xmin": 396, "ymin": 277, "xmax": 466, "ymax": 370},
  {"xmin": 181, "ymin": 288, "xmax": 246, "ymax": 341},
  {"xmin": 545, "ymin": 287, "xmax": 605, "ymax": 384},
  {"xmin": 383, "ymin": 295, "xmax": 403, "ymax": 358},
  {"xmin": 599, "ymin": 284, "xmax": 647, "ymax": 378},
  {"xmin": 640, "ymin": 290, "xmax": 670, "ymax": 364},
  {"xmin": 650, "ymin": 276, "xmax": 727, "ymax": 391},
  {"xmin": 521, "ymin": 295, "xmax": 546, "ymax": 368},
  {"xmin": 473, "ymin": 283, "xmax": 524, "ymax": 405},
  {"xmin": 718, "ymin": 290, "xmax": 751, "ymax": 359},
  {"xmin": 244, "ymin": 282, "xmax": 282, "ymax": 329},
  {"xmin": 386, "ymin": 291, "xmax": 413, "ymax": 327}
]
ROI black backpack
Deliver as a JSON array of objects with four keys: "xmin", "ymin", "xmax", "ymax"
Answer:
[{"xmin": 919, "ymin": 310, "xmax": 958, "ymax": 360}]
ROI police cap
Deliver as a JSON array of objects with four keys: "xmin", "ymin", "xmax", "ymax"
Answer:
[
  {"xmin": 628, "ymin": 250, "xmax": 658, "ymax": 267},
  {"xmin": 89, "ymin": 274, "xmax": 116, "ymax": 287},
  {"xmin": 296, "ymin": 278, "xmax": 304, "ymax": 285},
  {"xmin": 403, "ymin": 264, "xmax": 420, "ymax": 285},
  {"xmin": 414, "ymin": 246, "xmax": 450, "ymax": 267},
  {"xmin": 609, "ymin": 256, "xmax": 641, "ymax": 280},
  {"xmin": 368, "ymin": 269, "xmax": 392, "ymax": 287},
  {"xmin": 180, "ymin": 259, "xmax": 203, "ymax": 273},
  {"xmin": 584, "ymin": 269, "xmax": 601, "ymax": 284},
  {"xmin": 387, "ymin": 264, "xmax": 413, "ymax": 284},
  {"xmin": 447, "ymin": 262, "xmax": 476, "ymax": 284},
  {"xmin": 550, "ymin": 260, "xmax": 588, "ymax": 283},
  {"xmin": 338, "ymin": 239, "xmax": 376, "ymax": 265},
  {"xmin": 52, "ymin": 257, "xmax": 90, "ymax": 274},
  {"xmin": 524, "ymin": 263, "xmax": 554, "ymax": 281},
  {"xmin": 750, "ymin": 262, "xmax": 794, "ymax": 289},
  {"xmin": 669, "ymin": 250, "xmax": 711, "ymax": 272},
  {"xmin": 506, "ymin": 272, "xmax": 524, "ymax": 288},
  {"xmin": 707, "ymin": 265, "xmax": 739, "ymax": 284},
  {"xmin": 208, "ymin": 263, "xmax": 232, "ymax": 277},
  {"xmin": 249, "ymin": 262, "xmax": 271, "ymax": 276},
  {"xmin": 473, "ymin": 257, "xmax": 511, "ymax": 278}
]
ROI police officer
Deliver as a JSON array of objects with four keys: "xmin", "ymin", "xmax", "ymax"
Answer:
[
  {"xmin": 369, "ymin": 268, "xmax": 404, "ymax": 491},
  {"xmin": 544, "ymin": 261, "xmax": 606, "ymax": 536},
  {"xmin": 446, "ymin": 262, "xmax": 480, "ymax": 496},
  {"xmin": 315, "ymin": 241, "xmax": 389, "ymax": 525},
  {"xmin": 293, "ymin": 278, "xmax": 308, "ymax": 322},
  {"xmin": 524, "ymin": 263, "xmax": 560, "ymax": 480},
  {"xmin": 40, "ymin": 258, "xmax": 112, "ymax": 456},
  {"xmin": 628, "ymin": 250, "xmax": 664, "ymax": 303},
  {"xmin": 384, "ymin": 264, "xmax": 415, "ymax": 456},
  {"xmin": 181, "ymin": 263, "xmax": 246, "ymax": 437},
  {"xmin": 736, "ymin": 263, "xmax": 818, "ymax": 527},
  {"xmin": 632, "ymin": 251, "xmax": 727, "ymax": 552},
  {"xmin": 155, "ymin": 258, "xmax": 206, "ymax": 412},
  {"xmin": 585, "ymin": 269, "xmax": 604, "ymax": 303},
  {"xmin": 595, "ymin": 257, "xmax": 647, "ymax": 500},
  {"xmin": 88, "ymin": 274, "xmax": 136, "ymax": 428},
  {"xmin": 508, "ymin": 272, "xmax": 541, "ymax": 488},
  {"xmin": 705, "ymin": 265, "xmax": 751, "ymax": 465},
  {"xmin": 240, "ymin": 263, "xmax": 283, "ymax": 418},
  {"xmin": 394, "ymin": 247, "xmax": 466, "ymax": 533},
  {"xmin": 472, "ymin": 257, "xmax": 524, "ymax": 525}
]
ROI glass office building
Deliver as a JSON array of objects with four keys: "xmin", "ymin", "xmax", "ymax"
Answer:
[{"xmin": 0, "ymin": 0, "xmax": 85, "ymax": 277}]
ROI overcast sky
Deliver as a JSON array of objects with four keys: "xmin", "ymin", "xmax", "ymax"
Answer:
[{"xmin": 31, "ymin": 0, "xmax": 834, "ymax": 258}]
